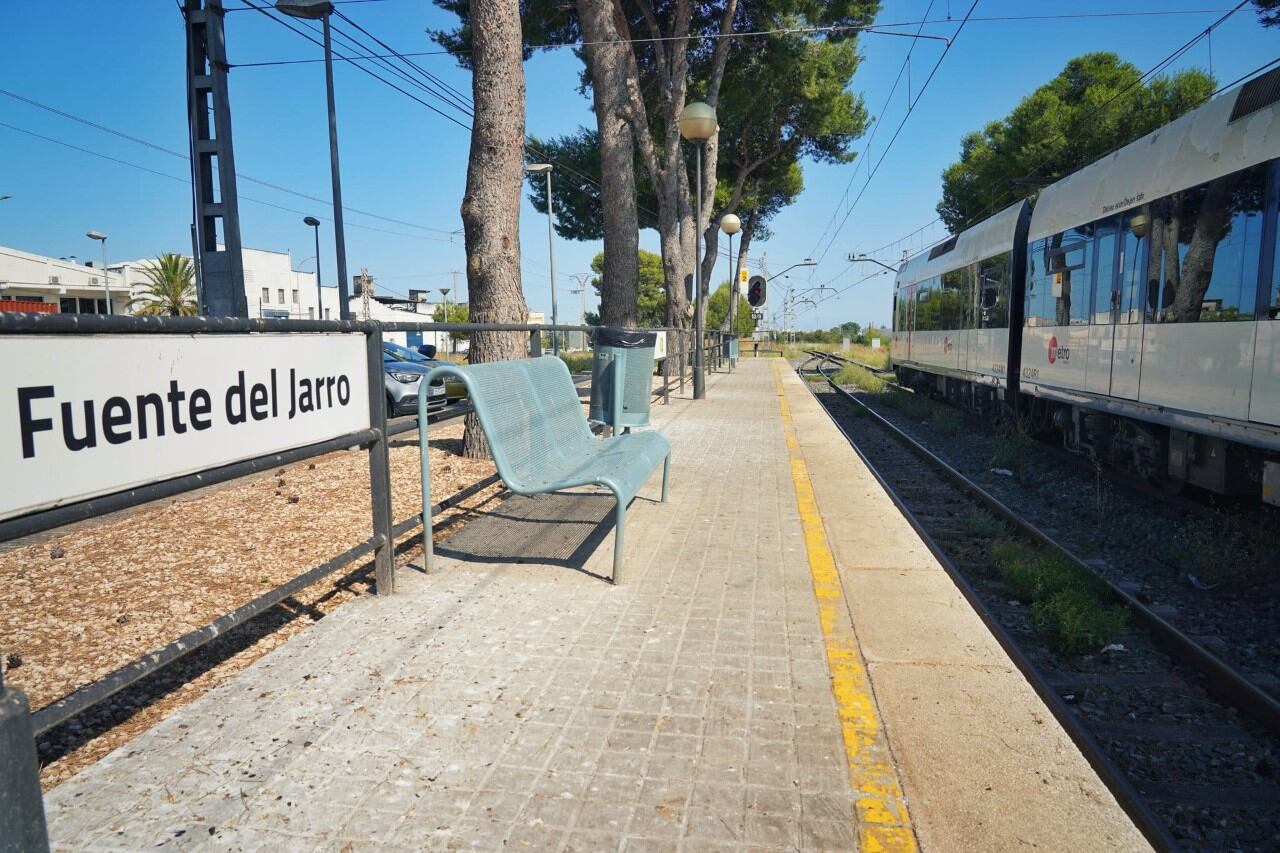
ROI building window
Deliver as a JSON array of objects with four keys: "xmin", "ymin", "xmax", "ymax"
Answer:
[
  {"xmin": 262, "ymin": 287, "xmax": 270, "ymax": 303},
  {"xmin": 292, "ymin": 289, "xmax": 299, "ymax": 304},
  {"xmin": 278, "ymin": 288, "xmax": 285, "ymax": 304},
  {"xmin": 324, "ymin": 307, "xmax": 331, "ymax": 320}
]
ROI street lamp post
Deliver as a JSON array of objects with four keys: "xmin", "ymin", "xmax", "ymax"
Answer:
[
  {"xmin": 276, "ymin": 0, "xmax": 350, "ymax": 321},
  {"xmin": 526, "ymin": 163, "xmax": 559, "ymax": 355},
  {"xmin": 86, "ymin": 230, "xmax": 110, "ymax": 314},
  {"xmin": 439, "ymin": 287, "xmax": 451, "ymax": 354},
  {"xmin": 679, "ymin": 100, "xmax": 717, "ymax": 400},
  {"xmin": 720, "ymin": 213, "xmax": 741, "ymax": 370},
  {"xmin": 304, "ymin": 215, "xmax": 322, "ymax": 319}
]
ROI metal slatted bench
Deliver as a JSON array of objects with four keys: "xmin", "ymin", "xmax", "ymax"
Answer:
[{"xmin": 417, "ymin": 355, "xmax": 670, "ymax": 583}]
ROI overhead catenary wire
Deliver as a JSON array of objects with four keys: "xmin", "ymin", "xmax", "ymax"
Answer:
[
  {"xmin": 806, "ymin": 1, "xmax": 978, "ymax": 273},
  {"xmin": 795, "ymin": 0, "xmax": 1258, "ymax": 325},
  {"xmin": 0, "ymin": 87, "xmax": 458, "ymax": 237},
  {"xmin": 228, "ymin": 9, "xmax": 1244, "ymax": 67},
  {"xmin": 0, "ymin": 120, "xmax": 456, "ymax": 248}
]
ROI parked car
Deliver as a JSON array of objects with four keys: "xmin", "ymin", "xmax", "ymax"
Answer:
[
  {"xmin": 383, "ymin": 342, "xmax": 468, "ymax": 402},
  {"xmin": 383, "ymin": 350, "xmax": 446, "ymax": 417}
]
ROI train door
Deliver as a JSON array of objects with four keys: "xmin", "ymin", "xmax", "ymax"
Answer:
[
  {"xmin": 1085, "ymin": 217, "xmax": 1120, "ymax": 396},
  {"xmin": 1110, "ymin": 211, "xmax": 1149, "ymax": 400}
]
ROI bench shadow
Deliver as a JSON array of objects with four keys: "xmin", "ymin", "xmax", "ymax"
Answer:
[{"xmin": 434, "ymin": 490, "xmax": 620, "ymax": 582}]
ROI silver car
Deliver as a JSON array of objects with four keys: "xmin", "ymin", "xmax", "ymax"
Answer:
[{"xmin": 383, "ymin": 351, "xmax": 446, "ymax": 417}]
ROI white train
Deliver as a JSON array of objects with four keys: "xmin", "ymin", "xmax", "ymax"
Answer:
[{"xmin": 892, "ymin": 68, "xmax": 1280, "ymax": 503}]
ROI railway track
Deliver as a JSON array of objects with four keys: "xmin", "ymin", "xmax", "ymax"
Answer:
[{"xmin": 800, "ymin": 353, "xmax": 1280, "ymax": 852}]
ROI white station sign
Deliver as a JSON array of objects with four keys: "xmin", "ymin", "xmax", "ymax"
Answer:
[{"xmin": 0, "ymin": 333, "xmax": 371, "ymax": 521}]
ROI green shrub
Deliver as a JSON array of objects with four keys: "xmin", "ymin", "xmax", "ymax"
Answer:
[
  {"xmin": 1158, "ymin": 511, "xmax": 1280, "ymax": 591},
  {"xmin": 963, "ymin": 509, "xmax": 1006, "ymax": 539},
  {"xmin": 989, "ymin": 538, "xmax": 1126, "ymax": 654},
  {"xmin": 990, "ymin": 418, "xmax": 1034, "ymax": 474},
  {"xmin": 931, "ymin": 407, "xmax": 962, "ymax": 437},
  {"xmin": 1032, "ymin": 588, "xmax": 1128, "ymax": 654},
  {"xmin": 833, "ymin": 364, "xmax": 886, "ymax": 393},
  {"xmin": 559, "ymin": 352, "xmax": 594, "ymax": 373}
]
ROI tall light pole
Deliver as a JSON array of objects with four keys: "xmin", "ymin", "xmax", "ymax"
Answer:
[
  {"xmin": 720, "ymin": 213, "xmax": 741, "ymax": 338},
  {"xmin": 86, "ymin": 230, "xmax": 110, "ymax": 314},
  {"xmin": 526, "ymin": 163, "xmax": 559, "ymax": 355},
  {"xmin": 680, "ymin": 100, "xmax": 716, "ymax": 400},
  {"xmin": 304, "ymin": 215, "xmax": 323, "ymax": 319},
  {"xmin": 439, "ymin": 287, "xmax": 451, "ymax": 354},
  {"xmin": 276, "ymin": 0, "xmax": 350, "ymax": 320}
]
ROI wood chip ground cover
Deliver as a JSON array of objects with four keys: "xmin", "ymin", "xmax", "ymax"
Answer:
[{"xmin": 0, "ymin": 418, "xmax": 501, "ymax": 789}]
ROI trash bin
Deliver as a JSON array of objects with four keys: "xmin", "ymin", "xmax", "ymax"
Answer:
[{"xmin": 589, "ymin": 327, "xmax": 657, "ymax": 432}]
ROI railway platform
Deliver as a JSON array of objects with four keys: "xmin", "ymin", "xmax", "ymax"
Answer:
[{"xmin": 42, "ymin": 359, "xmax": 1148, "ymax": 851}]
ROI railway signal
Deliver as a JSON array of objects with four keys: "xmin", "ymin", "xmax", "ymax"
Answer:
[{"xmin": 747, "ymin": 275, "xmax": 766, "ymax": 307}]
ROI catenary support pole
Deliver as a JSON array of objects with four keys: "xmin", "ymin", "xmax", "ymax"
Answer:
[{"xmin": 323, "ymin": 15, "xmax": 351, "ymax": 321}]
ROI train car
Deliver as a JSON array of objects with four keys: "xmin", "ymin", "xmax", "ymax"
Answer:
[
  {"xmin": 892, "ymin": 200, "xmax": 1031, "ymax": 413},
  {"xmin": 1018, "ymin": 69, "xmax": 1280, "ymax": 500}
]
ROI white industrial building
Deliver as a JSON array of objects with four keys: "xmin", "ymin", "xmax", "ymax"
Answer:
[
  {"xmin": 0, "ymin": 245, "xmax": 450, "ymax": 351},
  {"xmin": 0, "ymin": 245, "xmax": 130, "ymax": 315}
]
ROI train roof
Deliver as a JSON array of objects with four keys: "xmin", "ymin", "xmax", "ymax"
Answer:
[
  {"xmin": 1029, "ymin": 68, "xmax": 1280, "ymax": 242},
  {"xmin": 895, "ymin": 199, "xmax": 1030, "ymax": 288}
]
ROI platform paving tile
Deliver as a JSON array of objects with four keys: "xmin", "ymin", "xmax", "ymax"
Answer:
[{"xmin": 44, "ymin": 363, "xmax": 865, "ymax": 851}]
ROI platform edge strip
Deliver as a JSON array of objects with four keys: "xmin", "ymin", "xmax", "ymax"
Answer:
[{"xmin": 773, "ymin": 362, "xmax": 918, "ymax": 853}]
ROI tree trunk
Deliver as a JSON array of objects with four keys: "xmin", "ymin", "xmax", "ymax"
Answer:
[
  {"xmin": 460, "ymin": 0, "xmax": 528, "ymax": 459},
  {"xmin": 580, "ymin": 0, "xmax": 639, "ymax": 327}
]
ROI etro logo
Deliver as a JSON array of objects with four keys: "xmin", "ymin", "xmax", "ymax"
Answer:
[{"xmin": 1047, "ymin": 335, "xmax": 1071, "ymax": 364}]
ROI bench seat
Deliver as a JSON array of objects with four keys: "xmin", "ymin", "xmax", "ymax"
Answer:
[{"xmin": 417, "ymin": 355, "xmax": 670, "ymax": 583}]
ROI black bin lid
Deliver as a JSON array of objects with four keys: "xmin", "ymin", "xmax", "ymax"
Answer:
[{"xmin": 592, "ymin": 326, "xmax": 657, "ymax": 348}]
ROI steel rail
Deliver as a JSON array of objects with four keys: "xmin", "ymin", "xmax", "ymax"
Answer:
[
  {"xmin": 796, "ymin": 355, "xmax": 1177, "ymax": 851},
  {"xmin": 805, "ymin": 351, "xmax": 1280, "ymax": 738}
]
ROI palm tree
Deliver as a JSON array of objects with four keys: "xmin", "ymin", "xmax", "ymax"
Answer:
[{"xmin": 129, "ymin": 253, "xmax": 197, "ymax": 316}]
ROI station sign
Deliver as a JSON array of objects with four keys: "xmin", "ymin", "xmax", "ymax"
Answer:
[{"xmin": 0, "ymin": 333, "xmax": 371, "ymax": 520}]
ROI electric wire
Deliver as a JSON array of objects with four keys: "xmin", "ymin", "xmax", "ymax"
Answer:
[{"xmin": 0, "ymin": 87, "xmax": 457, "ymax": 236}]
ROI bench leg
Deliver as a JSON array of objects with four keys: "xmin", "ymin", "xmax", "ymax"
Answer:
[
  {"xmin": 661, "ymin": 454, "xmax": 670, "ymax": 503},
  {"xmin": 613, "ymin": 497, "xmax": 626, "ymax": 585}
]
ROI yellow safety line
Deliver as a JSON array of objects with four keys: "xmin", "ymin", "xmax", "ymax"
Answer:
[{"xmin": 773, "ymin": 362, "xmax": 917, "ymax": 853}]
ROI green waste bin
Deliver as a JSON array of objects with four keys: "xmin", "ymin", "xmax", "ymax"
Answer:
[{"xmin": 589, "ymin": 327, "xmax": 657, "ymax": 431}]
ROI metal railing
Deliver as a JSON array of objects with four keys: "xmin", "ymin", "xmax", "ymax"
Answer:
[{"xmin": 0, "ymin": 312, "xmax": 717, "ymax": 851}]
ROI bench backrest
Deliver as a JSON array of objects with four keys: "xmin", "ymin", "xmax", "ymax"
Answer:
[{"xmin": 462, "ymin": 356, "xmax": 594, "ymax": 487}]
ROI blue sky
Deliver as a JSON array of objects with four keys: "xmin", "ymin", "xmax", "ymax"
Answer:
[{"xmin": 0, "ymin": 1, "xmax": 1275, "ymax": 329}]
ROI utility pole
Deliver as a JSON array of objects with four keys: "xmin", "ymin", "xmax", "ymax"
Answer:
[
  {"xmin": 183, "ymin": 0, "xmax": 248, "ymax": 317},
  {"xmin": 358, "ymin": 267, "xmax": 373, "ymax": 320}
]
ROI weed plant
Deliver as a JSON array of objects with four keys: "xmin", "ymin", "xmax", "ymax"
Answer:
[
  {"xmin": 833, "ymin": 364, "xmax": 886, "ymax": 393},
  {"xmin": 930, "ymin": 407, "xmax": 962, "ymax": 437},
  {"xmin": 963, "ymin": 509, "xmax": 1007, "ymax": 539},
  {"xmin": 990, "ymin": 417, "xmax": 1034, "ymax": 474},
  {"xmin": 1158, "ymin": 510, "xmax": 1280, "ymax": 591},
  {"xmin": 558, "ymin": 352, "xmax": 594, "ymax": 373},
  {"xmin": 990, "ymin": 539, "xmax": 1127, "ymax": 654}
]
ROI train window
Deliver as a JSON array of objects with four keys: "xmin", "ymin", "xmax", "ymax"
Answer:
[
  {"xmin": 1027, "ymin": 230, "xmax": 1093, "ymax": 327},
  {"xmin": 941, "ymin": 268, "xmax": 968, "ymax": 330},
  {"xmin": 978, "ymin": 251, "xmax": 1009, "ymax": 329},
  {"xmin": 1152, "ymin": 164, "xmax": 1264, "ymax": 323},
  {"xmin": 1118, "ymin": 211, "xmax": 1150, "ymax": 324},
  {"xmin": 1092, "ymin": 219, "xmax": 1119, "ymax": 325},
  {"xmin": 1025, "ymin": 239, "xmax": 1052, "ymax": 327},
  {"xmin": 1048, "ymin": 225, "xmax": 1094, "ymax": 326}
]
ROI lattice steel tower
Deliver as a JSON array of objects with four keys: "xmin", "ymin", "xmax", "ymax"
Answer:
[{"xmin": 183, "ymin": 0, "xmax": 249, "ymax": 317}]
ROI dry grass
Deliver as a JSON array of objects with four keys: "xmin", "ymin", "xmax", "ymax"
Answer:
[{"xmin": 0, "ymin": 418, "xmax": 503, "ymax": 789}]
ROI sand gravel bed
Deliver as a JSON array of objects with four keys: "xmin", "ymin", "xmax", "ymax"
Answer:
[{"xmin": 0, "ymin": 417, "xmax": 501, "ymax": 789}]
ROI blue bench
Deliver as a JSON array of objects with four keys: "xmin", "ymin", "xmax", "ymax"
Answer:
[{"xmin": 417, "ymin": 356, "xmax": 670, "ymax": 583}]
